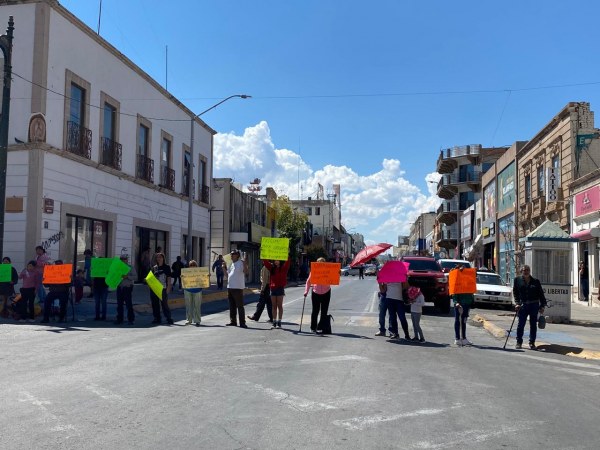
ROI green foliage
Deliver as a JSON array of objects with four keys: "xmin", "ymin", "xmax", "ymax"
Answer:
[
  {"xmin": 271, "ymin": 196, "xmax": 308, "ymax": 280},
  {"xmin": 305, "ymin": 244, "xmax": 328, "ymax": 262}
]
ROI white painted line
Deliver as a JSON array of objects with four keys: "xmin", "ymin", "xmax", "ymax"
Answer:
[
  {"xmin": 369, "ymin": 291, "xmax": 378, "ymax": 313},
  {"xmin": 296, "ymin": 355, "xmax": 369, "ymax": 365},
  {"xmin": 246, "ymin": 383, "xmax": 337, "ymax": 412},
  {"xmin": 555, "ymin": 367, "xmax": 600, "ymax": 377},
  {"xmin": 18, "ymin": 390, "xmax": 79, "ymax": 437},
  {"xmin": 85, "ymin": 384, "xmax": 123, "ymax": 401},
  {"xmin": 333, "ymin": 408, "xmax": 448, "ymax": 431},
  {"xmin": 518, "ymin": 353, "xmax": 600, "ymax": 370}
]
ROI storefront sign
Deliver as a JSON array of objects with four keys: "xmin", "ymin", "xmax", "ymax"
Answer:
[
  {"xmin": 497, "ymin": 163, "xmax": 515, "ymax": 213},
  {"xmin": 542, "ymin": 284, "xmax": 571, "ymax": 322},
  {"xmin": 482, "ymin": 227, "xmax": 490, "ymax": 238},
  {"xmin": 43, "ymin": 198, "xmax": 54, "ymax": 214},
  {"xmin": 574, "ymin": 186, "xmax": 600, "ymax": 217},
  {"xmin": 546, "ymin": 168, "xmax": 559, "ymax": 202}
]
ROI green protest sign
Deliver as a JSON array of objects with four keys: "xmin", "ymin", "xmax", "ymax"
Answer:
[
  {"xmin": 90, "ymin": 257, "xmax": 114, "ymax": 278},
  {"xmin": 105, "ymin": 258, "xmax": 131, "ymax": 290},
  {"xmin": 260, "ymin": 237, "xmax": 290, "ymax": 260},
  {"xmin": 0, "ymin": 264, "xmax": 12, "ymax": 282}
]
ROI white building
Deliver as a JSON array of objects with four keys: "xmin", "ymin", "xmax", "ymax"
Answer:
[{"xmin": 1, "ymin": 0, "xmax": 215, "ymax": 279}]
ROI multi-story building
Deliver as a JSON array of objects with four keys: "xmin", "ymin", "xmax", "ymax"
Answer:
[
  {"xmin": 2, "ymin": 0, "xmax": 214, "ymax": 278},
  {"xmin": 435, "ymin": 144, "xmax": 508, "ymax": 258},
  {"xmin": 408, "ymin": 212, "xmax": 436, "ymax": 255},
  {"xmin": 291, "ymin": 194, "xmax": 341, "ymax": 260}
]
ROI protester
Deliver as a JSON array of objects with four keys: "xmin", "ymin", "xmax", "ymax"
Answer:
[
  {"xmin": 73, "ymin": 269, "xmax": 85, "ymax": 304},
  {"xmin": 247, "ymin": 260, "xmax": 272, "ymax": 323},
  {"xmin": 408, "ymin": 286, "xmax": 425, "ymax": 343},
  {"xmin": 513, "ymin": 265, "xmax": 547, "ymax": 350},
  {"xmin": 115, "ymin": 255, "xmax": 136, "ymax": 325},
  {"xmin": 264, "ymin": 258, "xmax": 291, "ymax": 329},
  {"xmin": 83, "ymin": 249, "xmax": 93, "ymax": 298},
  {"xmin": 184, "ymin": 260, "xmax": 202, "ymax": 326},
  {"xmin": 35, "ymin": 246, "xmax": 49, "ymax": 303},
  {"xmin": 149, "ymin": 252, "xmax": 173, "ymax": 325},
  {"xmin": 358, "ymin": 264, "xmax": 365, "ymax": 279},
  {"xmin": 19, "ymin": 260, "xmax": 38, "ymax": 322},
  {"xmin": 386, "ymin": 281, "xmax": 411, "ymax": 340},
  {"xmin": 304, "ymin": 257, "xmax": 331, "ymax": 333},
  {"xmin": 140, "ymin": 246, "xmax": 151, "ymax": 281},
  {"xmin": 375, "ymin": 282, "xmax": 389, "ymax": 337},
  {"xmin": 0, "ymin": 257, "xmax": 19, "ymax": 318},
  {"xmin": 226, "ymin": 250, "xmax": 249, "ymax": 328},
  {"xmin": 41, "ymin": 260, "xmax": 70, "ymax": 323},
  {"xmin": 171, "ymin": 256, "xmax": 184, "ymax": 292},
  {"xmin": 212, "ymin": 255, "xmax": 225, "ymax": 289},
  {"xmin": 93, "ymin": 269, "xmax": 109, "ymax": 321},
  {"xmin": 450, "ymin": 264, "xmax": 474, "ymax": 346},
  {"xmin": 579, "ymin": 261, "xmax": 589, "ymax": 302}
]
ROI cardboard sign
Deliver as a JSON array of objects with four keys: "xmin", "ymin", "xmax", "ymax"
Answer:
[
  {"xmin": 0, "ymin": 264, "xmax": 12, "ymax": 282},
  {"xmin": 90, "ymin": 257, "xmax": 114, "ymax": 278},
  {"xmin": 222, "ymin": 254, "xmax": 233, "ymax": 269},
  {"xmin": 181, "ymin": 267, "xmax": 210, "ymax": 289},
  {"xmin": 43, "ymin": 264, "xmax": 73, "ymax": 284},
  {"xmin": 448, "ymin": 267, "xmax": 477, "ymax": 295},
  {"xmin": 310, "ymin": 262, "xmax": 341, "ymax": 285},
  {"xmin": 377, "ymin": 261, "xmax": 409, "ymax": 283},
  {"xmin": 105, "ymin": 258, "xmax": 132, "ymax": 290},
  {"xmin": 145, "ymin": 271, "xmax": 164, "ymax": 298},
  {"xmin": 260, "ymin": 237, "xmax": 290, "ymax": 261}
]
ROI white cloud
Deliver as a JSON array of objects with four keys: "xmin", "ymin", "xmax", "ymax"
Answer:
[{"xmin": 214, "ymin": 121, "xmax": 441, "ymax": 245}]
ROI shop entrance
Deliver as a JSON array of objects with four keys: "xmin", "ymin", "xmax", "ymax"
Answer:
[
  {"xmin": 135, "ymin": 227, "xmax": 167, "ymax": 281},
  {"xmin": 64, "ymin": 215, "xmax": 109, "ymax": 272}
]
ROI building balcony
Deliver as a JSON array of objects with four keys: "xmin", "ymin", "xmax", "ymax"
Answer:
[
  {"xmin": 66, "ymin": 121, "xmax": 92, "ymax": 159},
  {"xmin": 436, "ymin": 171, "xmax": 483, "ymax": 199},
  {"xmin": 435, "ymin": 225, "xmax": 459, "ymax": 249},
  {"xmin": 159, "ymin": 166, "xmax": 175, "ymax": 191},
  {"xmin": 200, "ymin": 184, "xmax": 210, "ymax": 204},
  {"xmin": 519, "ymin": 202, "xmax": 532, "ymax": 223},
  {"xmin": 100, "ymin": 136, "xmax": 122, "ymax": 171},
  {"xmin": 437, "ymin": 200, "xmax": 460, "ymax": 225},
  {"xmin": 136, "ymin": 154, "xmax": 154, "ymax": 183},
  {"xmin": 532, "ymin": 195, "xmax": 546, "ymax": 217},
  {"xmin": 545, "ymin": 189, "xmax": 564, "ymax": 213},
  {"xmin": 436, "ymin": 144, "xmax": 482, "ymax": 174}
]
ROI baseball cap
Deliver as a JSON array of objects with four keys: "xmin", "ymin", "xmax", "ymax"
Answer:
[{"xmin": 230, "ymin": 249, "xmax": 240, "ymax": 255}]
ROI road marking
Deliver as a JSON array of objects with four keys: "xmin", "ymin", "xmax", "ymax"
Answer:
[
  {"xmin": 518, "ymin": 353, "xmax": 600, "ymax": 370},
  {"xmin": 18, "ymin": 390, "xmax": 79, "ymax": 437},
  {"xmin": 333, "ymin": 407, "xmax": 452, "ymax": 431},
  {"xmin": 85, "ymin": 384, "xmax": 123, "ymax": 400},
  {"xmin": 364, "ymin": 292, "xmax": 378, "ymax": 313},
  {"xmin": 244, "ymin": 382, "xmax": 337, "ymax": 412},
  {"xmin": 555, "ymin": 367, "xmax": 600, "ymax": 377},
  {"xmin": 296, "ymin": 355, "xmax": 369, "ymax": 365}
]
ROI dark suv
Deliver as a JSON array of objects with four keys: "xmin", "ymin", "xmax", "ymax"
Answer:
[{"xmin": 401, "ymin": 256, "xmax": 450, "ymax": 313}]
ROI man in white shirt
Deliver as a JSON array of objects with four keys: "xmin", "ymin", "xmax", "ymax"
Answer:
[{"xmin": 226, "ymin": 249, "xmax": 249, "ymax": 328}]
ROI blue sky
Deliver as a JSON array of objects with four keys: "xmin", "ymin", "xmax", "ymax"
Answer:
[{"xmin": 61, "ymin": 0, "xmax": 600, "ymax": 245}]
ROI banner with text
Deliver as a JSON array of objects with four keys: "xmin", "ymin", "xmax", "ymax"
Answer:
[
  {"xmin": 91, "ymin": 257, "xmax": 114, "ymax": 278},
  {"xmin": 105, "ymin": 259, "xmax": 132, "ymax": 290},
  {"xmin": 43, "ymin": 264, "xmax": 73, "ymax": 284},
  {"xmin": 181, "ymin": 267, "xmax": 210, "ymax": 289},
  {"xmin": 448, "ymin": 268, "xmax": 477, "ymax": 295},
  {"xmin": 260, "ymin": 237, "xmax": 290, "ymax": 260},
  {"xmin": 310, "ymin": 262, "xmax": 341, "ymax": 285}
]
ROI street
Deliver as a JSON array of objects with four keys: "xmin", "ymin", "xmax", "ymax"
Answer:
[{"xmin": 1, "ymin": 278, "xmax": 599, "ymax": 450}]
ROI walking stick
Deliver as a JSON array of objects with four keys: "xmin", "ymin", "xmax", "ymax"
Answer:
[
  {"xmin": 503, "ymin": 310, "xmax": 518, "ymax": 350},
  {"xmin": 299, "ymin": 294, "xmax": 307, "ymax": 332}
]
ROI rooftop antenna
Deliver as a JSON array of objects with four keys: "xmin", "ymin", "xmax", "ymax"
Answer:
[
  {"xmin": 165, "ymin": 45, "xmax": 168, "ymax": 90},
  {"xmin": 97, "ymin": 0, "xmax": 102, "ymax": 34}
]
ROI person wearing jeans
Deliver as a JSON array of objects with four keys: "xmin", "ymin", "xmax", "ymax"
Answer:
[
  {"xmin": 453, "ymin": 293, "xmax": 474, "ymax": 346},
  {"xmin": 150, "ymin": 253, "xmax": 173, "ymax": 325},
  {"xmin": 93, "ymin": 276, "xmax": 109, "ymax": 321},
  {"xmin": 386, "ymin": 281, "xmax": 410, "ymax": 340},
  {"xmin": 513, "ymin": 265, "xmax": 547, "ymax": 350},
  {"xmin": 248, "ymin": 261, "xmax": 272, "ymax": 323},
  {"xmin": 408, "ymin": 286, "xmax": 425, "ymax": 342},
  {"xmin": 375, "ymin": 282, "xmax": 389, "ymax": 337},
  {"xmin": 226, "ymin": 250, "xmax": 249, "ymax": 328},
  {"xmin": 115, "ymin": 255, "xmax": 136, "ymax": 325},
  {"xmin": 19, "ymin": 260, "xmax": 38, "ymax": 321}
]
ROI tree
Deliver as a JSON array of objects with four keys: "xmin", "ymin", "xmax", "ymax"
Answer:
[
  {"xmin": 271, "ymin": 196, "xmax": 308, "ymax": 281},
  {"xmin": 304, "ymin": 244, "xmax": 328, "ymax": 262}
]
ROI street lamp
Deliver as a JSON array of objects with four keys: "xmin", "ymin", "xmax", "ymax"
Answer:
[
  {"xmin": 0, "ymin": 16, "xmax": 14, "ymax": 258},
  {"xmin": 186, "ymin": 94, "xmax": 250, "ymax": 264}
]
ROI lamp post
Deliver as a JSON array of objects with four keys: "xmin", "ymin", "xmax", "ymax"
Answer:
[
  {"xmin": 186, "ymin": 94, "xmax": 250, "ymax": 264},
  {"xmin": 0, "ymin": 16, "xmax": 14, "ymax": 258}
]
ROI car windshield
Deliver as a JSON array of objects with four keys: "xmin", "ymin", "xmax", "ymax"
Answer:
[
  {"xmin": 439, "ymin": 261, "xmax": 471, "ymax": 271},
  {"xmin": 477, "ymin": 273, "xmax": 505, "ymax": 286},
  {"xmin": 406, "ymin": 260, "xmax": 441, "ymax": 271}
]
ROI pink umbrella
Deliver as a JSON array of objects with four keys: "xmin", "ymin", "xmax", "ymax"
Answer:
[
  {"xmin": 376, "ymin": 261, "xmax": 409, "ymax": 283},
  {"xmin": 350, "ymin": 243, "xmax": 392, "ymax": 267}
]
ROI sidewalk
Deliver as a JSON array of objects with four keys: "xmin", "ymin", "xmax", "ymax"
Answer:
[{"xmin": 472, "ymin": 301, "xmax": 600, "ymax": 360}]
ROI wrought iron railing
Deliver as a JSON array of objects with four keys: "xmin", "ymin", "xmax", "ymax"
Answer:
[
  {"xmin": 136, "ymin": 154, "xmax": 154, "ymax": 183},
  {"xmin": 201, "ymin": 184, "xmax": 210, "ymax": 203},
  {"xmin": 100, "ymin": 137, "xmax": 122, "ymax": 170},
  {"xmin": 159, "ymin": 166, "xmax": 175, "ymax": 191},
  {"xmin": 66, "ymin": 121, "xmax": 92, "ymax": 159}
]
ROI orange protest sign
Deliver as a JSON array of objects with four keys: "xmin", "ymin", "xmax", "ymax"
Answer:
[
  {"xmin": 310, "ymin": 262, "xmax": 341, "ymax": 285},
  {"xmin": 448, "ymin": 267, "xmax": 477, "ymax": 295},
  {"xmin": 43, "ymin": 264, "xmax": 73, "ymax": 284}
]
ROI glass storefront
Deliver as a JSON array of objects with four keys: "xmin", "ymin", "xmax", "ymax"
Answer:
[
  {"xmin": 135, "ymin": 227, "xmax": 167, "ymax": 281},
  {"xmin": 64, "ymin": 215, "xmax": 109, "ymax": 272}
]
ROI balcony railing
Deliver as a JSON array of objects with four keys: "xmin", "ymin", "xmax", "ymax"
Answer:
[
  {"xmin": 440, "ymin": 171, "xmax": 482, "ymax": 185},
  {"xmin": 159, "ymin": 166, "xmax": 175, "ymax": 191},
  {"xmin": 136, "ymin": 154, "xmax": 154, "ymax": 183},
  {"xmin": 100, "ymin": 136, "xmax": 122, "ymax": 171},
  {"xmin": 440, "ymin": 144, "xmax": 482, "ymax": 159},
  {"xmin": 182, "ymin": 178, "xmax": 196, "ymax": 199},
  {"xmin": 66, "ymin": 121, "xmax": 92, "ymax": 159},
  {"xmin": 200, "ymin": 184, "xmax": 210, "ymax": 203}
]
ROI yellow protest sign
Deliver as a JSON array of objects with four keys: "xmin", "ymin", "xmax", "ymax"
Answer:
[
  {"xmin": 260, "ymin": 237, "xmax": 289, "ymax": 260},
  {"xmin": 43, "ymin": 264, "xmax": 73, "ymax": 284},
  {"xmin": 181, "ymin": 267, "xmax": 210, "ymax": 289},
  {"xmin": 145, "ymin": 271, "xmax": 164, "ymax": 298},
  {"xmin": 448, "ymin": 268, "xmax": 477, "ymax": 295},
  {"xmin": 310, "ymin": 262, "xmax": 341, "ymax": 285}
]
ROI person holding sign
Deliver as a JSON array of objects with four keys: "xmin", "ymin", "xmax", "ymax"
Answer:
[
  {"xmin": 263, "ymin": 258, "xmax": 291, "ymax": 329},
  {"xmin": 183, "ymin": 260, "xmax": 203, "ymax": 326},
  {"xmin": 304, "ymin": 257, "xmax": 332, "ymax": 333},
  {"xmin": 450, "ymin": 264, "xmax": 475, "ymax": 346},
  {"xmin": 115, "ymin": 255, "xmax": 136, "ymax": 325},
  {"xmin": 247, "ymin": 261, "xmax": 272, "ymax": 323},
  {"xmin": 91, "ymin": 258, "xmax": 110, "ymax": 321},
  {"xmin": 40, "ymin": 260, "xmax": 71, "ymax": 324},
  {"xmin": 0, "ymin": 257, "xmax": 19, "ymax": 317},
  {"xmin": 226, "ymin": 249, "xmax": 249, "ymax": 328},
  {"xmin": 150, "ymin": 253, "xmax": 174, "ymax": 325}
]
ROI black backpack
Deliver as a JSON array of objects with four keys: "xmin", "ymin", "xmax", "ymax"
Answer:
[{"xmin": 319, "ymin": 314, "xmax": 334, "ymax": 334}]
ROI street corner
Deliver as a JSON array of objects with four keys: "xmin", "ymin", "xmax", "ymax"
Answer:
[{"xmin": 471, "ymin": 313, "xmax": 507, "ymax": 339}]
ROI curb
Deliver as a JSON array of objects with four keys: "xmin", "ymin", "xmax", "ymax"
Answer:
[
  {"xmin": 132, "ymin": 287, "xmax": 259, "ymax": 313},
  {"xmin": 472, "ymin": 313, "xmax": 600, "ymax": 361}
]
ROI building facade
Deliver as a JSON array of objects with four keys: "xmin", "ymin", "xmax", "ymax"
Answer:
[{"xmin": 2, "ymin": 1, "xmax": 214, "ymax": 278}]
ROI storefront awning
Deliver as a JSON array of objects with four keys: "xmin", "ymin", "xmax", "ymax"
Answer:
[{"xmin": 570, "ymin": 228, "xmax": 600, "ymax": 240}]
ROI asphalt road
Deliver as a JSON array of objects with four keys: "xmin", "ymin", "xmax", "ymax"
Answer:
[{"xmin": 2, "ymin": 277, "xmax": 599, "ymax": 449}]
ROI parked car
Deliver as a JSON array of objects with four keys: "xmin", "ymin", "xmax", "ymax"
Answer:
[
  {"xmin": 474, "ymin": 271, "xmax": 513, "ymax": 308},
  {"xmin": 364, "ymin": 264, "xmax": 378, "ymax": 276},
  {"xmin": 340, "ymin": 265, "xmax": 360, "ymax": 276},
  {"xmin": 401, "ymin": 256, "xmax": 450, "ymax": 313},
  {"xmin": 437, "ymin": 259, "xmax": 472, "ymax": 274}
]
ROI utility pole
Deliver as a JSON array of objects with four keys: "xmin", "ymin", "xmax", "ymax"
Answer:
[{"xmin": 0, "ymin": 16, "xmax": 15, "ymax": 258}]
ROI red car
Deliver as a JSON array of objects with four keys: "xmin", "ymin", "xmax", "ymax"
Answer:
[{"xmin": 401, "ymin": 256, "xmax": 450, "ymax": 313}]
